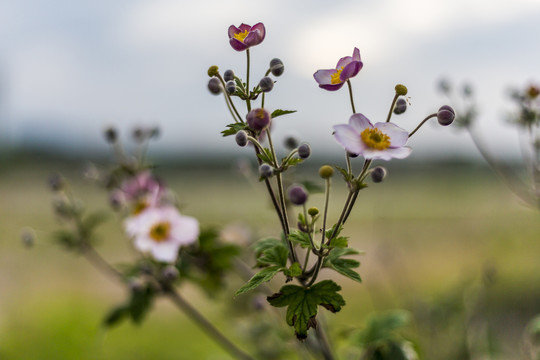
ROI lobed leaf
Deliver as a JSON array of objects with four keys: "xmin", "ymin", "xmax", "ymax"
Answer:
[
  {"xmin": 235, "ymin": 265, "xmax": 282, "ymax": 296},
  {"xmin": 271, "ymin": 109, "xmax": 297, "ymax": 119}
]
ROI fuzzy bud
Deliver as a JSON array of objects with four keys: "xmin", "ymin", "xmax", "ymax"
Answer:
[
  {"xmin": 48, "ymin": 173, "xmax": 64, "ymax": 192},
  {"xmin": 395, "ymin": 84, "xmax": 408, "ymax": 96},
  {"xmin": 284, "ymin": 136, "xmax": 299, "ymax": 150},
  {"xmin": 223, "ymin": 69, "xmax": 235, "ymax": 82},
  {"xmin": 393, "ymin": 98, "xmax": 407, "ymax": 115},
  {"xmin": 246, "ymin": 108, "xmax": 271, "ymax": 132},
  {"xmin": 298, "ymin": 143, "xmax": 311, "ymax": 159},
  {"xmin": 162, "ymin": 266, "xmax": 179, "ymax": 282},
  {"xmin": 235, "ymin": 130, "xmax": 248, "ymax": 147},
  {"xmin": 207, "ymin": 65, "xmax": 219, "ymax": 77},
  {"xmin": 371, "ymin": 166, "xmax": 387, "ymax": 183},
  {"xmin": 347, "ymin": 151, "xmax": 359, "ymax": 158},
  {"xmin": 308, "ymin": 207, "xmax": 319, "ymax": 217},
  {"xmin": 104, "ymin": 127, "xmax": 118, "ymax": 143},
  {"xmin": 259, "ymin": 77, "xmax": 274, "ymax": 92},
  {"xmin": 437, "ymin": 105, "xmax": 455, "ymax": 126},
  {"xmin": 207, "ymin": 77, "xmax": 222, "ymax": 95},
  {"xmin": 288, "ymin": 185, "xmax": 308, "ymax": 206},
  {"xmin": 259, "ymin": 164, "xmax": 274, "ymax": 178},
  {"xmin": 269, "ymin": 58, "xmax": 284, "ymax": 76},
  {"xmin": 319, "ymin": 165, "xmax": 334, "ymax": 179},
  {"xmin": 226, "ymin": 80, "xmax": 236, "ymax": 94}
]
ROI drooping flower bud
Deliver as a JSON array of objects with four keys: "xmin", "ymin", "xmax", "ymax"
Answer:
[
  {"xmin": 207, "ymin": 65, "xmax": 219, "ymax": 77},
  {"xmin": 393, "ymin": 98, "xmax": 407, "ymax": 115},
  {"xmin": 104, "ymin": 127, "xmax": 118, "ymax": 143},
  {"xmin": 298, "ymin": 143, "xmax": 311, "ymax": 159},
  {"xmin": 437, "ymin": 105, "xmax": 455, "ymax": 126},
  {"xmin": 207, "ymin": 77, "xmax": 222, "ymax": 95},
  {"xmin": 259, "ymin": 164, "xmax": 273, "ymax": 178},
  {"xmin": 223, "ymin": 69, "xmax": 235, "ymax": 82},
  {"xmin": 284, "ymin": 135, "xmax": 299, "ymax": 150},
  {"xmin": 162, "ymin": 265, "xmax": 179, "ymax": 282},
  {"xmin": 395, "ymin": 84, "xmax": 408, "ymax": 96},
  {"xmin": 246, "ymin": 108, "xmax": 271, "ymax": 132},
  {"xmin": 318, "ymin": 165, "xmax": 334, "ymax": 179},
  {"xmin": 226, "ymin": 80, "xmax": 236, "ymax": 94},
  {"xmin": 371, "ymin": 166, "xmax": 387, "ymax": 183},
  {"xmin": 269, "ymin": 58, "xmax": 284, "ymax": 76},
  {"xmin": 235, "ymin": 130, "xmax": 248, "ymax": 147},
  {"xmin": 259, "ymin": 77, "xmax": 274, "ymax": 92},
  {"xmin": 288, "ymin": 185, "xmax": 308, "ymax": 205}
]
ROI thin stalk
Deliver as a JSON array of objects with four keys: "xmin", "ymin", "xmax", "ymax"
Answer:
[
  {"xmin": 346, "ymin": 80, "xmax": 356, "ymax": 114},
  {"xmin": 246, "ymin": 49, "xmax": 251, "ymax": 112},
  {"xmin": 315, "ymin": 319, "xmax": 336, "ymax": 360},
  {"xmin": 217, "ymin": 75, "xmax": 243, "ymax": 123},
  {"xmin": 165, "ymin": 287, "xmax": 255, "ymax": 360},
  {"xmin": 320, "ymin": 178, "xmax": 331, "ymax": 247},
  {"xmin": 408, "ymin": 113, "xmax": 437, "ymax": 138},
  {"xmin": 262, "ymin": 92, "xmax": 265, "ymax": 109},
  {"xmin": 80, "ymin": 242, "xmax": 123, "ymax": 281},
  {"xmin": 385, "ymin": 93, "xmax": 399, "ymax": 122}
]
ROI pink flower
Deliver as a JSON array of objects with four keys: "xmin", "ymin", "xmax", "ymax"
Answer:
[
  {"xmin": 228, "ymin": 23, "xmax": 265, "ymax": 51},
  {"xmin": 313, "ymin": 48, "xmax": 363, "ymax": 91},
  {"xmin": 124, "ymin": 206, "xmax": 199, "ymax": 263},
  {"xmin": 333, "ymin": 114, "xmax": 411, "ymax": 161},
  {"xmin": 121, "ymin": 171, "xmax": 163, "ymax": 202}
]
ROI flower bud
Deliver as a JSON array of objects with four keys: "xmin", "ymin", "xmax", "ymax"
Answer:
[
  {"xmin": 284, "ymin": 135, "xmax": 299, "ymax": 150},
  {"xmin": 162, "ymin": 265, "xmax": 179, "ymax": 282},
  {"xmin": 223, "ymin": 69, "xmax": 235, "ymax": 82},
  {"xmin": 393, "ymin": 98, "xmax": 407, "ymax": 115},
  {"xmin": 269, "ymin": 58, "xmax": 284, "ymax": 76},
  {"xmin": 437, "ymin": 105, "xmax": 455, "ymax": 126},
  {"xmin": 104, "ymin": 127, "xmax": 117, "ymax": 143},
  {"xmin": 207, "ymin": 65, "xmax": 219, "ymax": 77},
  {"xmin": 395, "ymin": 84, "xmax": 408, "ymax": 96},
  {"xmin": 259, "ymin": 77, "xmax": 274, "ymax": 92},
  {"xmin": 288, "ymin": 185, "xmax": 308, "ymax": 205},
  {"xmin": 226, "ymin": 80, "xmax": 236, "ymax": 94},
  {"xmin": 235, "ymin": 130, "xmax": 248, "ymax": 147},
  {"xmin": 307, "ymin": 207, "xmax": 319, "ymax": 216},
  {"xmin": 319, "ymin": 165, "xmax": 334, "ymax": 179},
  {"xmin": 463, "ymin": 83, "xmax": 473, "ymax": 97},
  {"xmin": 48, "ymin": 173, "xmax": 64, "ymax": 192},
  {"xmin": 527, "ymin": 85, "xmax": 540, "ymax": 99},
  {"xmin": 259, "ymin": 164, "xmax": 273, "ymax": 178},
  {"xmin": 246, "ymin": 108, "xmax": 271, "ymax": 131},
  {"xmin": 371, "ymin": 166, "xmax": 387, "ymax": 183},
  {"xmin": 298, "ymin": 143, "xmax": 311, "ymax": 159},
  {"xmin": 207, "ymin": 77, "xmax": 222, "ymax": 95},
  {"xmin": 347, "ymin": 151, "xmax": 359, "ymax": 158}
]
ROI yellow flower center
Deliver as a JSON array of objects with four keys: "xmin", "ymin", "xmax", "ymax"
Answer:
[
  {"xmin": 360, "ymin": 128, "xmax": 391, "ymax": 150},
  {"xmin": 233, "ymin": 30, "xmax": 249, "ymax": 42},
  {"xmin": 330, "ymin": 67, "xmax": 344, "ymax": 85},
  {"xmin": 132, "ymin": 200, "xmax": 148, "ymax": 215},
  {"xmin": 149, "ymin": 221, "xmax": 171, "ymax": 243}
]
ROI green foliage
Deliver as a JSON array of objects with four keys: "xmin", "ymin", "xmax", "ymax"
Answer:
[
  {"xmin": 257, "ymin": 242, "xmax": 288, "ymax": 268},
  {"xmin": 323, "ymin": 248, "xmax": 362, "ymax": 283},
  {"xmin": 270, "ymin": 109, "xmax": 297, "ymax": 119},
  {"xmin": 103, "ymin": 285, "xmax": 157, "ymax": 328},
  {"xmin": 235, "ymin": 266, "xmax": 282, "ymax": 296},
  {"xmin": 283, "ymin": 262, "xmax": 302, "ymax": 277},
  {"xmin": 288, "ymin": 230, "xmax": 312, "ymax": 249},
  {"xmin": 221, "ymin": 123, "xmax": 248, "ymax": 137},
  {"xmin": 256, "ymin": 147, "xmax": 275, "ymax": 166},
  {"xmin": 267, "ymin": 280, "xmax": 345, "ymax": 339}
]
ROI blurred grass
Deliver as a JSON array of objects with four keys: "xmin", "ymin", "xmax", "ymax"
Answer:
[{"xmin": 1, "ymin": 156, "xmax": 539, "ymax": 359}]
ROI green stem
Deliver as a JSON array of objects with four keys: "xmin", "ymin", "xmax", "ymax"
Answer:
[
  {"xmin": 386, "ymin": 93, "xmax": 399, "ymax": 122},
  {"xmin": 408, "ymin": 113, "xmax": 437, "ymax": 138},
  {"xmin": 217, "ymin": 75, "xmax": 243, "ymax": 123},
  {"xmin": 246, "ymin": 49, "xmax": 251, "ymax": 112},
  {"xmin": 320, "ymin": 178, "xmax": 331, "ymax": 247},
  {"xmin": 346, "ymin": 80, "xmax": 356, "ymax": 114}
]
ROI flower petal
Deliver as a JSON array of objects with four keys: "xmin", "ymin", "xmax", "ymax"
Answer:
[
  {"xmin": 250, "ymin": 22, "xmax": 265, "ymax": 41},
  {"xmin": 349, "ymin": 113, "xmax": 372, "ymax": 133},
  {"xmin": 244, "ymin": 31, "xmax": 262, "ymax": 47},
  {"xmin": 171, "ymin": 216, "xmax": 199, "ymax": 245},
  {"xmin": 336, "ymin": 55, "xmax": 352, "ymax": 69},
  {"xmin": 228, "ymin": 25, "xmax": 241, "ymax": 38},
  {"xmin": 361, "ymin": 146, "xmax": 412, "ymax": 161},
  {"xmin": 374, "ymin": 122, "xmax": 409, "ymax": 147},
  {"xmin": 313, "ymin": 69, "xmax": 336, "ymax": 85},
  {"xmin": 340, "ymin": 61, "xmax": 361, "ymax": 82},
  {"xmin": 238, "ymin": 23, "xmax": 252, "ymax": 32},
  {"xmin": 352, "ymin": 47, "xmax": 361, "ymax": 62},
  {"xmin": 229, "ymin": 38, "xmax": 248, "ymax": 51},
  {"xmin": 333, "ymin": 124, "xmax": 366, "ymax": 154},
  {"xmin": 319, "ymin": 83, "xmax": 345, "ymax": 91},
  {"xmin": 151, "ymin": 242, "xmax": 181, "ymax": 263}
]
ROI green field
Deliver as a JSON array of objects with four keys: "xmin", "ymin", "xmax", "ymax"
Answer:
[{"xmin": 1, "ymin": 156, "xmax": 539, "ymax": 359}]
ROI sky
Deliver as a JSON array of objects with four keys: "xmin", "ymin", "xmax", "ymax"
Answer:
[{"xmin": 1, "ymin": 0, "xmax": 539, "ymax": 161}]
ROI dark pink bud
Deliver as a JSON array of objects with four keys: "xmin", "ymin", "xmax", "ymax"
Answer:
[{"xmin": 246, "ymin": 108, "xmax": 271, "ymax": 132}]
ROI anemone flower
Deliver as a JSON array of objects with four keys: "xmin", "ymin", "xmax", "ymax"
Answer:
[
  {"xmin": 124, "ymin": 206, "xmax": 199, "ymax": 263},
  {"xmin": 313, "ymin": 48, "xmax": 363, "ymax": 91},
  {"xmin": 228, "ymin": 23, "xmax": 265, "ymax": 51},
  {"xmin": 333, "ymin": 113, "xmax": 411, "ymax": 160}
]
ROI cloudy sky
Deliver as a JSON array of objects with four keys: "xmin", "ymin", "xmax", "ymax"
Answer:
[{"xmin": 1, "ymin": 0, "xmax": 539, "ymax": 160}]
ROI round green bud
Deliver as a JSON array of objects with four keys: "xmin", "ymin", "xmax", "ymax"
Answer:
[
  {"xmin": 319, "ymin": 165, "xmax": 334, "ymax": 179},
  {"xmin": 395, "ymin": 84, "xmax": 408, "ymax": 96},
  {"xmin": 307, "ymin": 207, "xmax": 319, "ymax": 217},
  {"xmin": 207, "ymin": 65, "xmax": 219, "ymax": 77}
]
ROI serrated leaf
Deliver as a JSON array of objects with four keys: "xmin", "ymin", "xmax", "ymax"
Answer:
[
  {"xmin": 271, "ymin": 109, "xmax": 297, "ymax": 119},
  {"xmin": 323, "ymin": 248, "xmax": 362, "ymax": 283},
  {"xmin": 129, "ymin": 286, "xmax": 155, "ymax": 324},
  {"xmin": 328, "ymin": 236, "xmax": 348, "ymax": 248},
  {"xmin": 335, "ymin": 165, "xmax": 353, "ymax": 182},
  {"xmin": 284, "ymin": 262, "xmax": 302, "ymax": 277},
  {"xmin": 82, "ymin": 211, "xmax": 108, "ymax": 232},
  {"xmin": 235, "ymin": 265, "xmax": 282, "ymax": 296},
  {"xmin": 288, "ymin": 230, "xmax": 312, "ymax": 249},
  {"xmin": 221, "ymin": 123, "xmax": 247, "ymax": 137},
  {"xmin": 256, "ymin": 147, "xmax": 274, "ymax": 165},
  {"xmin": 325, "ymin": 224, "xmax": 343, "ymax": 240},
  {"xmin": 253, "ymin": 237, "xmax": 282, "ymax": 258},
  {"xmin": 103, "ymin": 305, "xmax": 129, "ymax": 328},
  {"xmin": 258, "ymin": 243, "xmax": 288, "ymax": 267},
  {"xmin": 267, "ymin": 280, "xmax": 345, "ymax": 339}
]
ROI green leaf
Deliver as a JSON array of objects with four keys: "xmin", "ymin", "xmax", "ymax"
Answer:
[
  {"xmin": 235, "ymin": 265, "xmax": 282, "ymax": 296},
  {"xmin": 253, "ymin": 237, "xmax": 282, "ymax": 258},
  {"xmin": 129, "ymin": 286, "xmax": 155, "ymax": 324},
  {"xmin": 103, "ymin": 305, "xmax": 129, "ymax": 328},
  {"xmin": 53, "ymin": 229, "xmax": 79, "ymax": 250},
  {"xmin": 301, "ymin": 180, "xmax": 324, "ymax": 194},
  {"xmin": 358, "ymin": 310, "xmax": 411, "ymax": 344},
  {"xmin": 328, "ymin": 236, "xmax": 348, "ymax": 248},
  {"xmin": 221, "ymin": 123, "xmax": 247, "ymax": 137},
  {"xmin": 271, "ymin": 109, "xmax": 297, "ymax": 119},
  {"xmin": 288, "ymin": 230, "xmax": 312, "ymax": 249},
  {"xmin": 323, "ymin": 248, "xmax": 362, "ymax": 283},
  {"xmin": 258, "ymin": 243, "xmax": 288, "ymax": 268},
  {"xmin": 256, "ymin": 147, "xmax": 275, "ymax": 165},
  {"xmin": 267, "ymin": 280, "xmax": 345, "ymax": 339},
  {"xmin": 325, "ymin": 224, "xmax": 343, "ymax": 240},
  {"xmin": 284, "ymin": 262, "xmax": 302, "ymax": 277},
  {"xmin": 335, "ymin": 165, "xmax": 353, "ymax": 182}
]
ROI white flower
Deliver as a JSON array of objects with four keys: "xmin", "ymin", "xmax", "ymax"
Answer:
[{"xmin": 124, "ymin": 206, "xmax": 199, "ymax": 263}]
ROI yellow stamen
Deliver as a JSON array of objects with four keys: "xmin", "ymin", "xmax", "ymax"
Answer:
[
  {"xmin": 360, "ymin": 128, "xmax": 391, "ymax": 150},
  {"xmin": 330, "ymin": 67, "xmax": 344, "ymax": 85},
  {"xmin": 233, "ymin": 30, "xmax": 249, "ymax": 42},
  {"xmin": 149, "ymin": 221, "xmax": 171, "ymax": 243}
]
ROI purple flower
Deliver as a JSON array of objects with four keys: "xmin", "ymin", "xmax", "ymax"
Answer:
[
  {"xmin": 228, "ymin": 23, "xmax": 266, "ymax": 51},
  {"xmin": 333, "ymin": 114, "xmax": 411, "ymax": 161},
  {"xmin": 313, "ymin": 48, "xmax": 363, "ymax": 91},
  {"xmin": 247, "ymin": 108, "xmax": 271, "ymax": 131}
]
